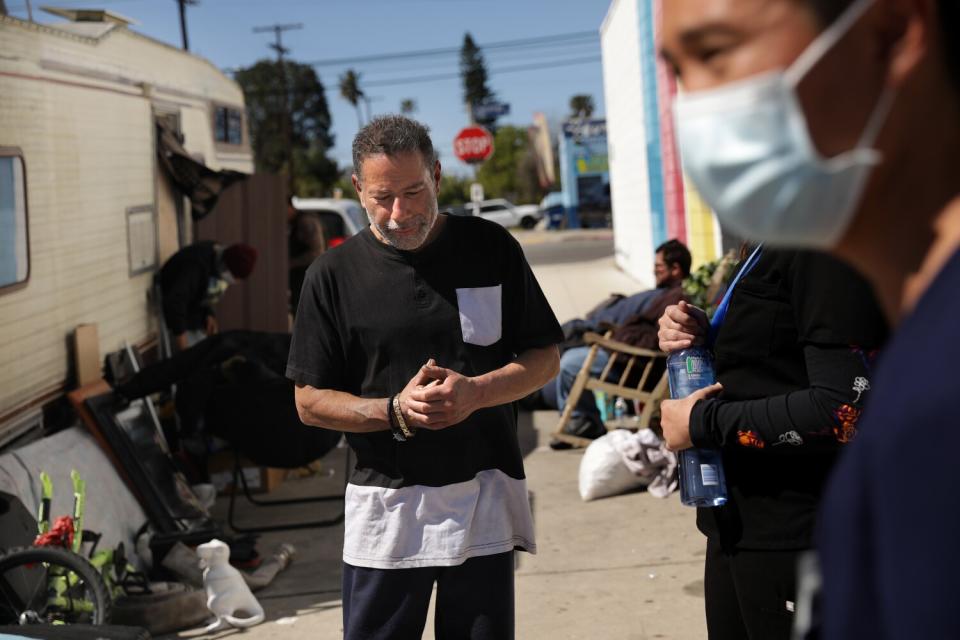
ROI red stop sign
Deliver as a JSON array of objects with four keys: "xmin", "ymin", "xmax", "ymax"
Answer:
[{"xmin": 453, "ymin": 126, "xmax": 494, "ymax": 164}]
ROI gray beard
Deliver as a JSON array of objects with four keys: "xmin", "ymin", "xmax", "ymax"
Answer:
[{"xmin": 367, "ymin": 205, "xmax": 438, "ymax": 251}]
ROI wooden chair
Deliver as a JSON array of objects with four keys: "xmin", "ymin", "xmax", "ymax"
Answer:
[{"xmin": 552, "ymin": 331, "xmax": 669, "ymax": 448}]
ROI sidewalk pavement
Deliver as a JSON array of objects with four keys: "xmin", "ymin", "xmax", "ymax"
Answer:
[
  {"xmin": 174, "ymin": 230, "xmax": 707, "ymax": 640},
  {"xmin": 516, "ymin": 228, "xmax": 643, "ymax": 324}
]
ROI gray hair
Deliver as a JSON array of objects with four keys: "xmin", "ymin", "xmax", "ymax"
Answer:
[{"xmin": 352, "ymin": 115, "xmax": 438, "ymax": 180}]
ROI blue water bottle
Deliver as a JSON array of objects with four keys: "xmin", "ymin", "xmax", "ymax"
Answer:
[{"xmin": 666, "ymin": 348, "xmax": 728, "ymax": 507}]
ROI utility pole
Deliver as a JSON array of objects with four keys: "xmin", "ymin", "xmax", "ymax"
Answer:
[
  {"xmin": 175, "ymin": 0, "xmax": 198, "ymax": 51},
  {"xmin": 253, "ymin": 23, "xmax": 303, "ymax": 196}
]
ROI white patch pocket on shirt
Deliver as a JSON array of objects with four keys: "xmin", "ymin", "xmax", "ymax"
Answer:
[{"xmin": 456, "ymin": 285, "xmax": 502, "ymax": 346}]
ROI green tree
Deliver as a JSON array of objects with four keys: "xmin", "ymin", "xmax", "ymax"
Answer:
[
  {"xmin": 293, "ymin": 145, "xmax": 340, "ymax": 198},
  {"xmin": 234, "ymin": 59, "xmax": 338, "ymax": 196},
  {"xmin": 400, "ymin": 98, "xmax": 417, "ymax": 115},
  {"xmin": 333, "ymin": 172, "xmax": 360, "ymax": 200},
  {"xmin": 569, "ymin": 94, "xmax": 595, "ymax": 119},
  {"xmin": 460, "ymin": 33, "xmax": 497, "ymax": 128},
  {"xmin": 437, "ymin": 175, "xmax": 472, "ymax": 207},
  {"xmin": 339, "ymin": 69, "xmax": 366, "ymax": 128},
  {"xmin": 476, "ymin": 126, "xmax": 546, "ymax": 204}
]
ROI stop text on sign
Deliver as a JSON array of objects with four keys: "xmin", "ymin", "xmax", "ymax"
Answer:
[
  {"xmin": 453, "ymin": 126, "xmax": 494, "ymax": 163},
  {"xmin": 455, "ymin": 137, "xmax": 491, "ymax": 156}
]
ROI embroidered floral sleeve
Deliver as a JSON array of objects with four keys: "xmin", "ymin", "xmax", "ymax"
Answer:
[{"xmin": 689, "ymin": 344, "xmax": 877, "ymax": 452}]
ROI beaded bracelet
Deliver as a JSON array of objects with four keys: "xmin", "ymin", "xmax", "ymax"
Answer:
[
  {"xmin": 387, "ymin": 395, "xmax": 406, "ymax": 441},
  {"xmin": 387, "ymin": 395, "xmax": 415, "ymax": 442},
  {"xmin": 392, "ymin": 395, "xmax": 415, "ymax": 439}
]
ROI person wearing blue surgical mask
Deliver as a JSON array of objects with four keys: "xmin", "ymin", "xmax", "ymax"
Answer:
[{"xmin": 662, "ymin": 0, "xmax": 960, "ymax": 637}]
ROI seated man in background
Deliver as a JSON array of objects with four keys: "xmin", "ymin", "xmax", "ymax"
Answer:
[
  {"xmin": 544, "ymin": 240, "xmax": 691, "ymax": 442},
  {"xmin": 558, "ymin": 242, "xmax": 689, "ymax": 353}
]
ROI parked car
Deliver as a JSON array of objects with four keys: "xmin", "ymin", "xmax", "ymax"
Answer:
[
  {"xmin": 291, "ymin": 197, "xmax": 367, "ymax": 247},
  {"xmin": 539, "ymin": 191, "xmax": 566, "ymax": 228},
  {"xmin": 577, "ymin": 182, "xmax": 612, "ymax": 228},
  {"xmin": 472, "ymin": 198, "xmax": 542, "ymax": 229},
  {"xmin": 439, "ymin": 204, "xmax": 472, "ymax": 217}
]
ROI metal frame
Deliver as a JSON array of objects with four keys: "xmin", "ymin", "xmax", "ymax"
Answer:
[{"xmin": 226, "ymin": 446, "xmax": 349, "ymax": 533}]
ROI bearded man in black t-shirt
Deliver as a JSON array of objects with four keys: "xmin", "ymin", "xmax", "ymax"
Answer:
[{"xmin": 287, "ymin": 115, "xmax": 562, "ymax": 640}]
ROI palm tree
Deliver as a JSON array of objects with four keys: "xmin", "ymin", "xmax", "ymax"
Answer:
[
  {"xmin": 339, "ymin": 69, "xmax": 365, "ymax": 128},
  {"xmin": 400, "ymin": 99, "xmax": 417, "ymax": 115},
  {"xmin": 569, "ymin": 94, "xmax": 595, "ymax": 120}
]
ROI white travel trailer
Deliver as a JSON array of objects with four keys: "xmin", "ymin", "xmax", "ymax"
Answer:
[{"xmin": 0, "ymin": 8, "xmax": 254, "ymax": 440}]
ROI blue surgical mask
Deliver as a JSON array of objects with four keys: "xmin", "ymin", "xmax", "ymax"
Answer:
[{"xmin": 673, "ymin": 0, "xmax": 893, "ymax": 249}]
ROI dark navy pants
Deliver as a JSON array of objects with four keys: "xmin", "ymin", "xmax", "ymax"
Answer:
[{"xmin": 342, "ymin": 551, "xmax": 515, "ymax": 640}]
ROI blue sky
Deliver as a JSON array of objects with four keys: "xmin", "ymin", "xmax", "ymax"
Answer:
[{"xmin": 8, "ymin": 0, "xmax": 612, "ymax": 177}]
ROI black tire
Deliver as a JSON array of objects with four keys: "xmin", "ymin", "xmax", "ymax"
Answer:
[
  {"xmin": 0, "ymin": 546, "xmax": 112, "ymax": 625},
  {"xmin": 520, "ymin": 216, "xmax": 537, "ymax": 229}
]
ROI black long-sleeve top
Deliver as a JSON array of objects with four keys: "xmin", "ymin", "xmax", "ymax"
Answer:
[
  {"xmin": 159, "ymin": 241, "xmax": 220, "ymax": 335},
  {"xmin": 689, "ymin": 249, "xmax": 888, "ymax": 550}
]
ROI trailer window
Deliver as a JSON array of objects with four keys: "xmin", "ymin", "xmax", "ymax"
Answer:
[
  {"xmin": 214, "ymin": 106, "xmax": 244, "ymax": 146},
  {"xmin": 127, "ymin": 205, "xmax": 157, "ymax": 276},
  {"xmin": 0, "ymin": 148, "xmax": 29, "ymax": 292}
]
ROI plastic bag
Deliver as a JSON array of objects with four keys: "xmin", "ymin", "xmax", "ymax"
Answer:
[{"xmin": 578, "ymin": 430, "xmax": 650, "ymax": 501}]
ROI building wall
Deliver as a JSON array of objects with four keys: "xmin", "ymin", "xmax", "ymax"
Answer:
[
  {"xmin": 653, "ymin": 0, "xmax": 721, "ymax": 269},
  {"xmin": 653, "ymin": 0, "xmax": 687, "ymax": 244},
  {"xmin": 602, "ymin": 0, "xmax": 723, "ymax": 281},
  {"xmin": 684, "ymin": 183, "xmax": 722, "ymax": 269},
  {"xmin": 0, "ymin": 16, "xmax": 253, "ymax": 420},
  {"xmin": 601, "ymin": 0, "xmax": 657, "ymax": 290},
  {"xmin": 637, "ymin": 0, "xmax": 667, "ymax": 250}
]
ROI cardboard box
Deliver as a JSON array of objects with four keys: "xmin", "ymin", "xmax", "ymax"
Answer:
[{"xmin": 206, "ymin": 451, "xmax": 287, "ymax": 495}]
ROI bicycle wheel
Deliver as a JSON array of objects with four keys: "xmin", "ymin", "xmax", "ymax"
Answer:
[{"xmin": 0, "ymin": 546, "xmax": 113, "ymax": 625}]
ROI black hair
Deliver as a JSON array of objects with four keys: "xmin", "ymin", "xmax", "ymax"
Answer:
[
  {"xmin": 655, "ymin": 239, "xmax": 692, "ymax": 277},
  {"xmin": 807, "ymin": 0, "xmax": 960, "ymax": 89},
  {"xmin": 352, "ymin": 115, "xmax": 438, "ymax": 180},
  {"xmin": 938, "ymin": 0, "xmax": 960, "ymax": 89}
]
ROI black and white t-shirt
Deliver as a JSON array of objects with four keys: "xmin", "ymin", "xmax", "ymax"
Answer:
[{"xmin": 286, "ymin": 214, "xmax": 563, "ymax": 569}]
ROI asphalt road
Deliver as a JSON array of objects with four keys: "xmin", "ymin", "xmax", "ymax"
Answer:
[{"xmin": 518, "ymin": 233, "xmax": 616, "ymax": 266}]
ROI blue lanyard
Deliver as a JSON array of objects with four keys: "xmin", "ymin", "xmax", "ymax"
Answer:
[{"xmin": 707, "ymin": 244, "xmax": 763, "ymax": 347}]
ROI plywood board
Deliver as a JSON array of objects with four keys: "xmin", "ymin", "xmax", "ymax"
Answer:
[{"xmin": 74, "ymin": 323, "xmax": 100, "ymax": 386}]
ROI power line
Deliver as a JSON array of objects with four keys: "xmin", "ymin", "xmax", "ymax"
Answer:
[
  {"xmin": 224, "ymin": 31, "xmax": 598, "ymax": 76},
  {"xmin": 356, "ymin": 55, "xmax": 603, "ymax": 89},
  {"xmin": 318, "ymin": 54, "xmax": 601, "ymax": 89},
  {"xmin": 318, "ymin": 41, "xmax": 600, "ymax": 77},
  {"xmin": 240, "ymin": 54, "xmax": 602, "ymax": 97},
  {"xmin": 252, "ymin": 22, "xmax": 303, "ymax": 58},
  {"xmin": 252, "ymin": 22, "xmax": 304, "ymax": 195},
  {"xmin": 8, "ymin": 0, "xmax": 138, "ymax": 6},
  {"xmin": 303, "ymin": 30, "xmax": 597, "ymax": 68}
]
